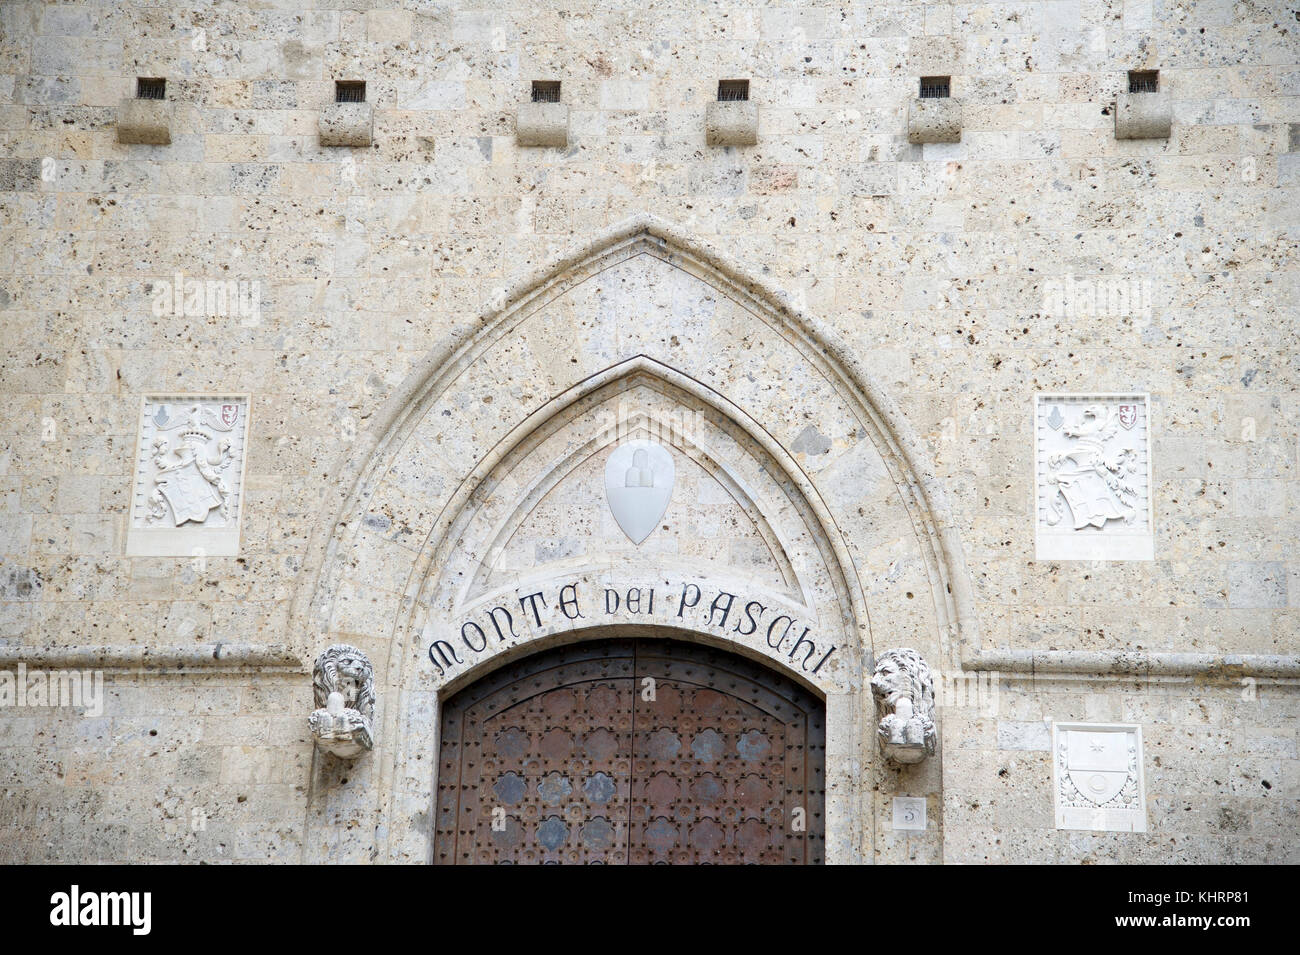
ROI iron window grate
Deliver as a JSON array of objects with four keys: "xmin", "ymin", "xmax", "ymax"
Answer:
[
  {"xmin": 717, "ymin": 79, "xmax": 749, "ymax": 102},
  {"xmin": 531, "ymin": 81, "xmax": 561, "ymax": 103},
  {"xmin": 335, "ymin": 80, "xmax": 366, "ymax": 103},
  {"xmin": 1128, "ymin": 70, "xmax": 1159, "ymax": 93},
  {"xmin": 919, "ymin": 76, "xmax": 950, "ymax": 99},
  {"xmin": 136, "ymin": 77, "xmax": 166, "ymax": 100}
]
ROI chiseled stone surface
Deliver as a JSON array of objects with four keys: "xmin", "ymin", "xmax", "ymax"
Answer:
[{"xmin": 0, "ymin": 0, "xmax": 1295, "ymax": 864}]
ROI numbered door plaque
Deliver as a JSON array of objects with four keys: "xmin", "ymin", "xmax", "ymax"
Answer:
[{"xmin": 892, "ymin": 796, "xmax": 927, "ymax": 831}]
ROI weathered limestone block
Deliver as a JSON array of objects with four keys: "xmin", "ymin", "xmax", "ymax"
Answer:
[
  {"xmin": 706, "ymin": 101, "xmax": 758, "ymax": 146},
  {"xmin": 1115, "ymin": 91, "xmax": 1172, "ymax": 139},
  {"xmin": 907, "ymin": 97, "xmax": 961, "ymax": 144},
  {"xmin": 319, "ymin": 102, "xmax": 373, "ymax": 147},
  {"xmin": 0, "ymin": 158, "xmax": 41, "ymax": 191},
  {"xmin": 308, "ymin": 644, "xmax": 375, "ymax": 759},
  {"xmin": 117, "ymin": 98, "xmax": 171, "ymax": 145},
  {"xmin": 870, "ymin": 648, "xmax": 937, "ymax": 764},
  {"xmin": 516, "ymin": 101, "xmax": 569, "ymax": 147}
]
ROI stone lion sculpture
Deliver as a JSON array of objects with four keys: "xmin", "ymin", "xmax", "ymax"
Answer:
[
  {"xmin": 870, "ymin": 648, "xmax": 937, "ymax": 764},
  {"xmin": 308, "ymin": 644, "xmax": 375, "ymax": 759}
]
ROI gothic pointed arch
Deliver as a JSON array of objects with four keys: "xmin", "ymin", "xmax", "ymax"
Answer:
[{"xmin": 295, "ymin": 214, "xmax": 979, "ymax": 864}]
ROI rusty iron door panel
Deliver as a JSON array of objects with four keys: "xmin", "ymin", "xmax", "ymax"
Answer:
[
  {"xmin": 435, "ymin": 640, "xmax": 637, "ymax": 864},
  {"xmin": 434, "ymin": 638, "xmax": 824, "ymax": 865},
  {"xmin": 628, "ymin": 641, "xmax": 824, "ymax": 864}
]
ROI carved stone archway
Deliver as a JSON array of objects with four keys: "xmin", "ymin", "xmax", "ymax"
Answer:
[{"xmin": 296, "ymin": 215, "xmax": 979, "ymax": 864}]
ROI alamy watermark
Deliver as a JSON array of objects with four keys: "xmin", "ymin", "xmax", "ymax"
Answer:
[
  {"xmin": 50, "ymin": 885, "xmax": 151, "ymax": 935},
  {"xmin": 1042, "ymin": 273, "xmax": 1153, "ymax": 320},
  {"xmin": 151, "ymin": 271, "xmax": 261, "ymax": 326},
  {"xmin": 938, "ymin": 670, "xmax": 999, "ymax": 716},
  {"xmin": 0, "ymin": 664, "xmax": 103, "ymax": 717},
  {"xmin": 597, "ymin": 398, "xmax": 707, "ymax": 449}
]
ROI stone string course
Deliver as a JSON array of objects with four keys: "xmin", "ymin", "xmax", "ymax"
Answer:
[{"xmin": 0, "ymin": 0, "xmax": 1296, "ymax": 863}]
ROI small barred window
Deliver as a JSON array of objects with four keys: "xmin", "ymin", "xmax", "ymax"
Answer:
[
  {"xmin": 717, "ymin": 79, "xmax": 749, "ymax": 102},
  {"xmin": 919, "ymin": 76, "xmax": 950, "ymax": 99},
  {"xmin": 1128, "ymin": 71, "xmax": 1159, "ymax": 93},
  {"xmin": 335, "ymin": 81, "xmax": 366, "ymax": 103},
  {"xmin": 136, "ymin": 78, "xmax": 166, "ymax": 100},
  {"xmin": 531, "ymin": 81, "xmax": 561, "ymax": 103}
]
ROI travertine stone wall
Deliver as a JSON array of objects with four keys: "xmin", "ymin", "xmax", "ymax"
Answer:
[{"xmin": 0, "ymin": 0, "xmax": 1295, "ymax": 863}]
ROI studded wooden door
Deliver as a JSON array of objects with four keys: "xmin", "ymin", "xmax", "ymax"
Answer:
[{"xmin": 434, "ymin": 638, "xmax": 825, "ymax": 864}]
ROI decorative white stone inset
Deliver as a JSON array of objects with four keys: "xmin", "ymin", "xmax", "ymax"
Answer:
[
  {"xmin": 1035, "ymin": 394, "xmax": 1153, "ymax": 561},
  {"xmin": 1052, "ymin": 722, "xmax": 1147, "ymax": 832},
  {"xmin": 126, "ymin": 395, "xmax": 250, "ymax": 557},
  {"xmin": 604, "ymin": 439, "xmax": 674, "ymax": 545},
  {"xmin": 892, "ymin": 796, "xmax": 927, "ymax": 831}
]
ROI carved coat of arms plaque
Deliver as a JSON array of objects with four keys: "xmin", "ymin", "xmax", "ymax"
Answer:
[
  {"xmin": 1052, "ymin": 722, "xmax": 1147, "ymax": 832},
  {"xmin": 1035, "ymin": 394, "xmax": 1154, "ymax": 561},
  {"xmin": 126, "ymin": 395, "xmax": 251, "ymax": 557}
]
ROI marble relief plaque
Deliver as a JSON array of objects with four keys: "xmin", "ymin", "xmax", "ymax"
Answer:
[
  {"xmin": 1052, "ymin": 722, "xmax": 1147, "ymax": 833},
  {"xmin": 1035, "ymin": 394, "xmax": 1154, "ymax": 560},
  {"xmin": 126, "ymin": 395, "xmax": 251, "ymax": 557}
]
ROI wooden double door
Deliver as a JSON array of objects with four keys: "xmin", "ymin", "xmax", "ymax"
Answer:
[{"xmin": 434, "ymin": 637, "xmax": 825, "ymax": 864}]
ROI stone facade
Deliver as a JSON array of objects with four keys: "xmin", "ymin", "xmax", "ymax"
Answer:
[{"xmin": 0, "ymin": 0, "xmax": 1296, "ymax": 864}]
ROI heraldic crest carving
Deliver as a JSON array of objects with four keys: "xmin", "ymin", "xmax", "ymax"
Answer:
[
  {"xmin": 145, "ymin": 402, "xmax": 240, "ymax": 526},
  {"xmin": 1043, "ymin": 403, "xmax": 1141, "ymax": 531}
]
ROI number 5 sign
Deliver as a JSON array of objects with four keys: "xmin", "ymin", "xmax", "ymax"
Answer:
[{"xmin": 892, "ymin": 796, "xmax": 927, "ymax": 831}]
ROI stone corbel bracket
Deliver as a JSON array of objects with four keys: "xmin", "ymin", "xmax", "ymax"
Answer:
[
  {"xmin": 309, "ymin": 643, "xmax": 375, "ymax": 759},
  {"xmin": 517, "ymin": 101, "xmax": 569, "ymax": 147},
  {"xmin": 706, "ymin": 100, "xmax": 758, "ymax": 146},
  {"xmin": 907, "ymin": 97, "xmax": 962, "ymax": 144},
  {"xmin": 1115, "ymin": 89, "xmax": 1172, "ymax": 140},
  {"xmin": 870, "ymin": 648, "xmax": 938, "ymax": 764},
  {"xmin": 319, "ymin": 101, "xmax": 374, "ymax": 147},
  {"xmin": 117, "ymin": 98, "xmax": 172, "ymax": 145}
]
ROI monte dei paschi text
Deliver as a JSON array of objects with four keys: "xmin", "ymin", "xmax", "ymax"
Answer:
[{"xmin": 429, "ymin": 579, "xmax": 837, "ymax": 677}]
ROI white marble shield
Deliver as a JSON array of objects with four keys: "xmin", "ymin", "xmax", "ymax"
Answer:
[
  {"xmin": 604, "ymin": 440, "xmax": 674, "ymax": 545},
  {"xmin": 1065, "ymin": 729, "xmax": 1130, "ymax": 805}
]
